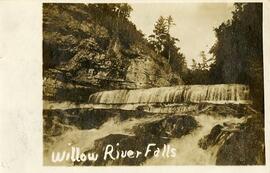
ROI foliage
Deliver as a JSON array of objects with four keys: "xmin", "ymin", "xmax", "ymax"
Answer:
[
  {"xmin": 183, "ymin": 51, "xmax": 212, "ymax": 84},
  {"xmin": 184, "ymin": 3, "xmax": 263, "ymax": 111},
  {"xmin": 148, "ymin": 16, "xmax": 187, "ymax": 75},
  {"xmin": 43, "ymin": 3, "xmax": 146, "ymax": 80},
  {"xmin": 87, "ymin": 4, "xmax": 144, "ymax": 48},
  {"xmin": 209, "ymin": 3, "xmax": 263, "ymax": 111}
]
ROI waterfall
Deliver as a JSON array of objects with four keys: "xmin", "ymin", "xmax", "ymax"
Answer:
[
  {"xmin": 89, "ymin": 84, "xmax": 251, "ymax": 105},
  {"xmin": 44, "ymin": 84, "xmax": 253, "ymax": 165}
]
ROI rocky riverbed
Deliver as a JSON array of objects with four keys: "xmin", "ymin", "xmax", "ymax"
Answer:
[{"xmin": 43, "ymin": 103, "xmax": 265, "ymax": 166}]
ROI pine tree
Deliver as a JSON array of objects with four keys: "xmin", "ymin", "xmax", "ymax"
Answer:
[
  {"xmin": 149, "ymin": 16, "xmax": 167, "ymax": 53},
  {"xmin": 200, "ymin": 51, "xmax": 208, "ymax": 70},
  {"xmin": 149, "ymin": 15, "xmax": 186, "ymax": 76},
  {"xmin": 191, "ymin": 59, "xmax": 197, "ymax": 71}
]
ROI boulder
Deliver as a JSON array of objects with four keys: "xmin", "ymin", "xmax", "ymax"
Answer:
[
  {"xmin": 216, "ymin": 116, "xmax": 265, "ymax": 165},
  {"xmin": 134, "ymin": 115, "xmax": 198, "ymax": 138},
  {"xmin": 198, "ymin": 124, "xmax": 224, "ymax": 150}
]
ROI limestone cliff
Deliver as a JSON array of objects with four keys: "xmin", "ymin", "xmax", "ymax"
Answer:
[{"xmin": 43, "ymin": 4, "xmax": 183, "ymax": 102}]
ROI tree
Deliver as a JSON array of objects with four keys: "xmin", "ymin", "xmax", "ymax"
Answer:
[
  {"xmin": 209, "ymin": 3, "xmax": 263, "ymax": 111},
  {"xmin": 149, "ymin": 16, "xmax": 179, "ymax": 60},
  {"xmin": 200, "ymin": 51, "xmax": 208, "ymax": 70},
  {"xmin": 191, "ymin": 59, "xmax": 197, "ymax": 71},
  {"xmin": 148, "ymin": 16, "xmax": 167, "ymax": 53},
  {"xmin": 148, "ymin": 15, "xmax": 186, "ymax": 76},
  {"xmin": 166, "ymin": 15, "xmax": 176, "ymax": 63},
  {"xmin": 115, "ymin": 4, "xmax": 133, "ymax": 19}
]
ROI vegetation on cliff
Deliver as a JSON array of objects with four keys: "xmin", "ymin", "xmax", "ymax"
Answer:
[
  {"xmin": 43, "ymin": 3, "xmax": 184, "ymax": 102},
  {"xmin": 183, "ymin": 3, "xmax": 263, "ymax": 112},
  {"xmin": 148, "ymin": 16, "xmax": 187, "ymax": 76}
]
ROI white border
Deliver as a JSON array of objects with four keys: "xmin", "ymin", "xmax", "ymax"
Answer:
[{"xmin": 0, "ymin": 0, "xmax": 269, "ymax": 173}]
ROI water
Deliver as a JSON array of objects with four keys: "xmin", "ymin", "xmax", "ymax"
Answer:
[
  {"xmin": 144, "ymin": 114, "xmax": 247, "ymax": 165},
  {"xmin": 44, "ymin": 84, "xmax": 252, "ymax": 165},
  {"xmin": 89, "ymin": 84, "xmax": 251, "ymax": 105},
  {"xmin": 44, "ymin": 112, "xmax": 247, "ymax": 166},
  {"xmin": 44, "ymin": 115, "xmax": 166, "ymax": 166}
]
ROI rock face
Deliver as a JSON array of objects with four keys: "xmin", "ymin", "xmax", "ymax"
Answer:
[
  {"xmin": 134, "ymin": 115, "xmax": 198, "ymax": 138},
  {"xmin": 75, "ymin": 115, "xmax": 197, "ymax": 166},
  {"xmin": 198, "ymin": 124, "xmax": 225, "ymax": 150},
  {"xmin": 43, "ymin": 69, "xmax": 99, "ymax": 102},
  {"xmin": 43, "ymin": 109, "xmax": 112, "ymax": 132},
  {"xmin": 43, "ymin": 4, "xmax": 183, "ymax": 102},
  {"xmin": 126, "ymin": 53, "xmax": 183, "ymax": 88},
  {"xmin": 198, "ymin": 104, "xmax": 254, "ymax": 118},
  {"xmin": 216, "ymin": 116, "xmax": 265, "ymax": 165},
  {"xmin": 198, "ymin": 114, "xmax": 265, "ymax": 165}
]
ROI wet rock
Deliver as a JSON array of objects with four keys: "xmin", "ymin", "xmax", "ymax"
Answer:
[
  {"xmin": 74, "ymin": 115, "xmax": 197, "ymax": 166},
  {"xmin": 216, "ymin": 116, "xmax": 265, "ymax": 165},
  {"xmin": 43, "ymin": 109, "xmax": 112, "ymax": 132},
  {"xmin": 198, "ymin": 124, "xmax": 224, "ymax": 150},
  {"xmin": 43, "ymin": 108, "xmax": 154, "ymax": 133},
  {"xmin": 134, "ymin": 115, "xmax": 198, "ymax": 138},
  {"xmin": 198, "ymin": 122, "xmax": 243, "ymax": 150},
  {"xmin": 216, "ymin": 130, "xmax": 265, "ymax": 165},
  {"xmin": 197, "ymin": 114, "xmax": 265, "ymax": 165},
  {"xmin": 198, "ymin": 104, "xmax": 254, "ymax": 118}
]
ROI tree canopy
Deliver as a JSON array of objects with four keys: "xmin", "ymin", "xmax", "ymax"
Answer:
[
  {"xmin": 148, "ymin": 16, "xmax": 187, "ymax": 76},
  {"xmin": 209, "ymin": 3, "xmax": 263, "ymax": 111}
]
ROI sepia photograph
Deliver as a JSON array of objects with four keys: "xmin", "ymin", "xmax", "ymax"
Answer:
[{"xmin": 42, "ymin": 2, "xmax": 265, "ymax": 166}]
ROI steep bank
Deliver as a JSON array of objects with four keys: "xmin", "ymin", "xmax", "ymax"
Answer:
[{"xmin": 43, "ymin": 4, "xmax": 183, "ymax": 102}]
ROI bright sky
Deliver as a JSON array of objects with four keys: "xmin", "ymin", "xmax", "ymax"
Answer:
[{"xmin": 130, "ymin": 3, "xmax": 235, "ymax": 67}]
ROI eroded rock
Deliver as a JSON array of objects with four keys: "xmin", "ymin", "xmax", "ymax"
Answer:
[
  {"xmin": 134, "ymin": 115, "xmax": 198, "ymax": 138},
  {"xmin": 198, "ymin": 124, "xmax": 224, "ymax": 150},
  {"xmin": 216, "ymin": 116, "xmax": 265, "ymax": 165}
]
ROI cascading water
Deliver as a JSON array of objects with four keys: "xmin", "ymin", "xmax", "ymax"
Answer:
[
  {"xmin": 44, "ymin": 84, "xmax": 253, "ymax": 166},
  {"xmin": 44, "ymin": 111, "xmax": 248, "ymax": 166},
  {"xmin": 144, "ymin": 114, "xmax": 247, "ymax": 165},
  {"xmin": 44, "ymin": 115, "xmax": 167, "ymax": 166},
  {"xmin": 89, "ymin": 84, "xmax": 251, "ymax": 105}
]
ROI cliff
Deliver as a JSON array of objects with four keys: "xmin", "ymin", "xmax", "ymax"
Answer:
[{"xmin": 43, "ymin": 4, "xmax": 183, "ymax": 102}]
